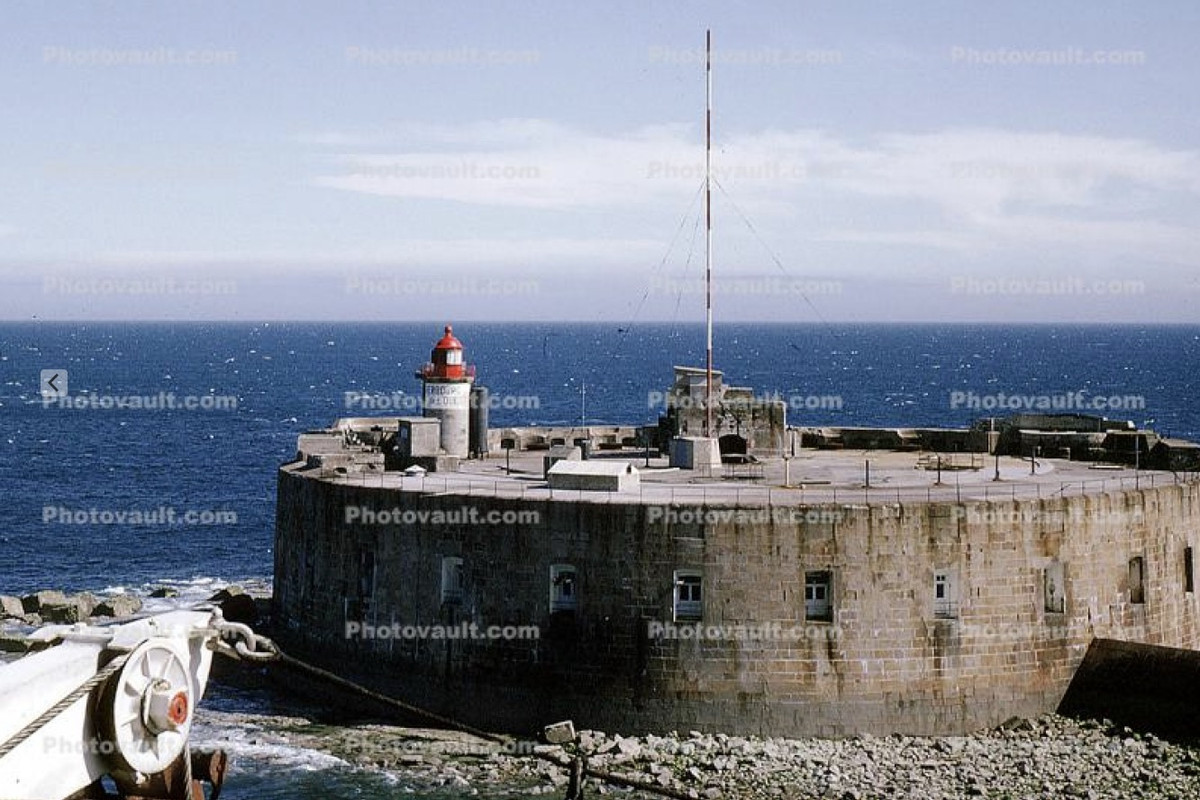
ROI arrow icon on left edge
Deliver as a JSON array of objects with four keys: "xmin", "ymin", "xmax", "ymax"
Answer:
[{"xmin": 40, "ymin": 369, "xmax": 68, "ymax": 398}]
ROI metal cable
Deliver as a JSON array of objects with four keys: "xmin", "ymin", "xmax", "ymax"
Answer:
[
  {"xmin": 222, "ymin": 636, "xmax": 698, "ymax": 800},
  {"xmin": 0, "ymin": 651, "xmax": 131, "ymax": 760}
]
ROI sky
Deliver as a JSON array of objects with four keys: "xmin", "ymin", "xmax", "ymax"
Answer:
[{"xmin": 1, "ymin": 1, "xmax": 1198, "ymax": 322}]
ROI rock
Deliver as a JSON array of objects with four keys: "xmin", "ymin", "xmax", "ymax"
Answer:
[
  {"xmin": 0, "ymin": 633, "xmax": 31, "ymax": 653},
  {"xmin": 218, "ymin": 593, "xmax": 259, "ymax": 625},
  {"xmin": 998, "ymin": 717, "xmax": 1034, "ymax": 733},
  {"xmin": 208, "ymin": 585, "xmax": 246, "ymax": 602},
  {"xmin": 149, "ymin": 586, "xmax": 179, "ymax": 598},
  {"xmin": 0, "ymin": 595, "xmax": 25, "ymax": 618},
  {"xmin": 94, "ymin": 595, "xmax": 143, "ymax": 618},
  {"xmin": 616, "ymin": 736, "xmax": 643, "ymax": 759},
  {"xmin": 42, "ymin": 593, "xmax": 96, "ymax": 624},
  {"xmin": 21, "ymin": 589, "xmax": 68, "ymax": 614}
]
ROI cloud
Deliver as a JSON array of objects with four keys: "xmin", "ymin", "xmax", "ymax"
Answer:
[
  {"xmin": 306, "ymin": 121, "xmax": 1200, "ymax": 266},
  {"xmin": 311, "ymin": 120, "xmax": 697, "ymax": 209}
]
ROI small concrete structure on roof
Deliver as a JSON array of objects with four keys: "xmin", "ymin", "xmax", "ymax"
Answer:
[
  {"xmin": 546, "ymin": 459, "xmax": 640, "ymax": 492},
  {"xmin": 396, "ymin": 416, "xmax": 441, "ymax": 458},
  {"xmin": 542, "ymin": 444, "xmax": 582, "ymax": 477},
  {"xmin": 668, "ymin": 435, "xmax": 721, "ymax": 470}
]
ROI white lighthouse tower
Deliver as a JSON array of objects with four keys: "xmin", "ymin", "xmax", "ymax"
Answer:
[{"xmin": 417, "ymin": 324, "xmax": 473, "ymax": 458}]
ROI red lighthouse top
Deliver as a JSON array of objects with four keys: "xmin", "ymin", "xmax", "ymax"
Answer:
[{"xmin": 420, "ymin": 324, "xmax": 472, "ymax": 380}]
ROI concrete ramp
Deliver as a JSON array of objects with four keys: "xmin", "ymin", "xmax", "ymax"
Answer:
[{"xmin": 1058, "ymin": 638, "xmax": 1200, "ymax": 738}]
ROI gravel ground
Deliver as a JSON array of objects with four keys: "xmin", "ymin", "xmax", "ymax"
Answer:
[{"xmin": 198, "ymin": 710, "xmax": 1200, "ymax": 799}]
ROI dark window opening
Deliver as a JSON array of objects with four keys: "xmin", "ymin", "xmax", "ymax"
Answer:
[
  {"xmin": 674, "ymin": 571, "xmax": 703, "ymax": 622},
  {"xmin": 1129, "ymin": 556, "xmax": 1145, "ymax": 605},
  {"xmin": 441, "ymin": 556, "xmax": 464, "ymax": 605},
  {"xmin": 550, "ymin": 564, "xmax": 578, "ymax": 613},
  {"xmin": 934, "ymin": 570, "xmax": 957, "ymax": 619},
  {"xmin": 805, "ymin": 570, "xmax": 833, "ymax": 622},
  {"xmin": 1186, "ymin": 547, "xmax": 1195, "ymax": 594},
  {"xmin": 1044, "ymin": 562, "xmax": 1065, "ymax": 614}
]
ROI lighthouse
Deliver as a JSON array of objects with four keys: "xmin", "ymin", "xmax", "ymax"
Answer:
[{"xmin": 417, "ymin": 325, "xmax": 474, "ymax": 458}]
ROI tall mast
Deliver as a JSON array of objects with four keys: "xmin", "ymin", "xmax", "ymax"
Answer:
[{"xmin": 704, "ymin": 28, "xmax": 714, "ymax": 437}]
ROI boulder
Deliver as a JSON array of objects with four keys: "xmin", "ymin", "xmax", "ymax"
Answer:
[
  {"xmin": 208, "ymin": 585, "xmax": 245, "ymax": 603},
  {"xmin": 21, "ymin": 590, "xmax": 68, "ymax": 614},
  {"xmin": 0, "ymin": 595, "xmax": 25, "ymax": 619},
  {"xmin": 41, "ymin": 593, "xmax": 97, "ymax": 624},
  {"xmin": 94, "ymin": 595, "xmax": 144, "ymax": 618},
  {"xmin": 148, "ymin": 586, "xmax": 179, "ymax": 599},
  {"xmin": 218, "ymin": 593, "xmax": 259, "ymax": 625}
]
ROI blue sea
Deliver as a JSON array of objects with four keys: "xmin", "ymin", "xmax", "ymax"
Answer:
[{"xmin": 2, "ymin": 321, "xmax": 1199, "ymax": 797}]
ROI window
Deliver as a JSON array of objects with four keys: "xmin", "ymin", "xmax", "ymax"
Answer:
[
  {"xmin": 445, "ymin": 349, "xmax": 463, "ymax": 365},
  {"xmin": 934, "ymin": 570, "xmax": 957, "ymax": 619},
  {"xmin": 441, "ymin": 556, "xmax": 464, "ymax": 604},
  {"xmin": 358, "ymin": 548, "xmax": 376, "ymax": 600},
  {"xmin": 673, "ymin": 570, "xmax": 703, "ymax": 622},
  {"xmin": 804, "ymin": 571, "xmax": 833, "ymax": 622},
  {"xmin": 347, "ymin": 547, "xmax": 376, "ymax": 620},
  {"xmin": 550, "ymin": 564, "xmax": 578, "ymax": 613},
  {"xmin": 1186, "ymin": 547, "xmax": 1195, "ymax": 594},
  {"xmin": 1129, "ymin": 556, "xmax": 1145, "ymax": 605},
  {"xmin": 1044, "ymin": 562, "xmax": 1065, "ymax": 614}
]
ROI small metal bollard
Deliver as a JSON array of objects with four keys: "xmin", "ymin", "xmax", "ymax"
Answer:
[{"xmin": 565, "ymin": 753, "xmax": 586, "ymax": 800}]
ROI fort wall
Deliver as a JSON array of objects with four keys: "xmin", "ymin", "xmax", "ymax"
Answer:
[{"xmin": 274, "ymin": 466, "xmax": 1200, "ymax": 737}]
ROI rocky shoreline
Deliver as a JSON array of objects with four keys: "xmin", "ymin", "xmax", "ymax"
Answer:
[
  {"xmin": 0, "ymin": 584, "xmax": 264, "ymax": 653},
  {"xmin": 7, "ymin": 592, "xmax": 1200, "ymax": 797},
  {"xmin": 196, "ymin": 710, "xmax": 1200, "ymax": 799}
]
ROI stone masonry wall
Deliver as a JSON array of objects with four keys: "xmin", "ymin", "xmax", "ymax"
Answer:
[{"xmin": 274, "ymin": 466, "xmax": 1200, "ymax": 737}]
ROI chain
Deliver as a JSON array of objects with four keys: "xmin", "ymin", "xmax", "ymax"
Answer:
[{"xmin": 210, "ymin": 629, "xmax": 697, "ymax": 800}]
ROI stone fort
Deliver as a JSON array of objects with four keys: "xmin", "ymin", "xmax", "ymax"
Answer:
[{"xmin": 273, "ymin": 326, "xmax": 1200, "ymax": 737}]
